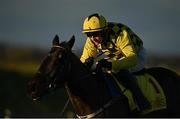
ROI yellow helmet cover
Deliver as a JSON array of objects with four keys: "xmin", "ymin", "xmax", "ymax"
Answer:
[{"xmin": 82, "ymin": 13, "xmax": 108, "ymax": 33}]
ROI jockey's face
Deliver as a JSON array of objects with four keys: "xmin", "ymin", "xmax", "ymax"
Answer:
[{"xmin": 86, "ymin": 31, "xmax": 103, "ymax": 46}]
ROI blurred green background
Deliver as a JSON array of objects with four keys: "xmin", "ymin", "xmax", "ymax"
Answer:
[
  {"xmin": 0, "ymin": 45, "xmax": 75, "ymax": 118},
  {"xmin": 0, "ymin": 0, "xmax": 180, "ymax": 118}
]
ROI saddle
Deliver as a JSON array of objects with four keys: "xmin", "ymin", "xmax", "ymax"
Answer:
[{"xmin": 103, "ymin": 69, "xmax": 167, "ymax": 114}]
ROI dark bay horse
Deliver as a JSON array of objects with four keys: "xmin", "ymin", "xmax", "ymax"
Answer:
[{"xmin": 27, "ymin": 35, "xmax": 180, "ymax": 118}]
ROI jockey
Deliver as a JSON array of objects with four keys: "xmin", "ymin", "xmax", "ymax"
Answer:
[{"xmin": 80, "ymin": 13, "xmax": 151, "ymax": 111}]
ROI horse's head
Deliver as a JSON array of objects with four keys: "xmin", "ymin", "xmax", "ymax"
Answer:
[{"xmin": 27, "ymin": 35, "xmax": 75, "ymax": 100}]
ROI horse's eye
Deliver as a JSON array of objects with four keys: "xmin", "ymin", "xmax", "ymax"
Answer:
[
  {"xmin": 48, "ymin": 53, "xmax": 51, "ymax": 57},
  {"xmin": 58, "ymin": 54, "xmax": 62, "ymax": 59}
]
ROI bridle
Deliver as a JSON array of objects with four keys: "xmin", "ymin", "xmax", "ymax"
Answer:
[
  {"xmin": 47, "ymin": 45, "xmax": 72, "ymax": 90},
  {"xmin": 51, "ymin": 45, "xmax": 118, "ymax": 118},
  {"xmin": 44, "ymin": 45, "xmax": 73, "ymax": 116},
  {"xmin": 76, "ymin": 96, "xmax": 120, "ymax": 119},
  {"xmin": 30, "ymin": 45, "xmax": 71, "ymax": 97},
  {"xmin": 34, "ymin": 45, "xmax": 118, "ymax": 118}
]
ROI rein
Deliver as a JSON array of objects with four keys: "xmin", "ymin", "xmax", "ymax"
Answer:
[
  {"xmin": 48, "ymin": 45, "xmax": 117, "ymax": 118},
  {"xmin": 46, "ymin": 45, "xmax": 71, "ymax": 116},
  {"xmin": 76, "ymin": 97, "xmax": 120, "ymax": 119},
  {"xmin": 60, "ymin": 97, "xmax": 70, "ymax": 116}
]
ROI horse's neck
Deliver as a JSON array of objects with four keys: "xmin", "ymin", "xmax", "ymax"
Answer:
[
  {"xmin": 65, "ymin": 83, "xmax": 93, "ymax": 116},
  {"xmin": 65, "ymin": 52, "xmax": 111, "ymax": 115}
]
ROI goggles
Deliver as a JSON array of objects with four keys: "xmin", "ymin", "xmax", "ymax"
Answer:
[{"xmin": 86, "ymin": 31, "xmax": 104, "ymax": 37}]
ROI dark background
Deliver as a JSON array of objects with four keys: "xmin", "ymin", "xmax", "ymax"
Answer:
[{"xmin": 0, "ymin": 0, "xmax": 180, "ymax": 118}]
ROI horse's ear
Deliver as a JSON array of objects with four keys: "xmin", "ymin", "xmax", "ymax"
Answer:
[
  {"xmin": 67, "ymin": 35, "xmax": 75, "ymax": 49},
  {"xmin": 52, "ymin": 35, "xmax": 60, "ymax": 46}
]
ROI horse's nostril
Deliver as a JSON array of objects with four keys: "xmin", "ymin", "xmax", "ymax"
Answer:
[
  {"xmin": 31, "ymin": 92, "xmax": 40, "ymax": 101},
  {"xmin": 33, "ymin": 97, "xmax": 39, "ymax": 101}
]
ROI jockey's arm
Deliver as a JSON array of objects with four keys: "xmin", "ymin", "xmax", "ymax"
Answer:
[
  {"xmin": 111, "ymin": 30, "xmax": 138, "ymax": 71},
  {"xmin": 80, "ymin": 38, "xmax": 97, "ymax": 63}
]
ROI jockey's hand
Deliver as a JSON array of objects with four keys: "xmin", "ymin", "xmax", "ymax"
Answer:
[
  {"xmin": 96, "ymin": 59, "xmax": 112, "ymax": 73},
  {"xmin": 84, "ymin": 57, "xmax": 94, "ymax": 69}
]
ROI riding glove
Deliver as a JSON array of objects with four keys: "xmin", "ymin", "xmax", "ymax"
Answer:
[
  {"xmin": 96, "ymin": 59, "xmax": 112, "ymax": 72},
  {"xmin": 84, "ymin": 57, "xmax": 94, "ymax": 69}
]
